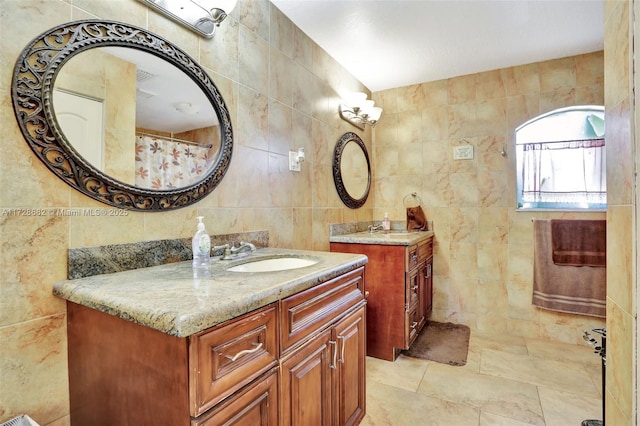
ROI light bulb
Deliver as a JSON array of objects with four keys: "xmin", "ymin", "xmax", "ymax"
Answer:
[
  {"xmin": 359, "ymin": 100, "xmax": 375, "ymax": 116},
  {"xmin": 368, "ymin": 107, "xmax": 383, "ymax": 122},
  {"xmin": 345, "ymin": 92, "xmax": 368, "ymax": 110}
]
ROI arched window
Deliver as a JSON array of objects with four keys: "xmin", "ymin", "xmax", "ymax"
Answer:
[{"xmin": 515, "ymin": 106, "xmax": 605, "ymax": 210}]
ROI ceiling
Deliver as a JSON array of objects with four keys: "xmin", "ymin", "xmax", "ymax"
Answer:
[{"xmin": 270, "ymin": 0, "xmax": 605, "ymax": 92}]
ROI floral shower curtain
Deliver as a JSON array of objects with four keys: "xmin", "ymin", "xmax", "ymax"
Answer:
[{"xmin": 135, "ymin": 135, "xmax": 212, "ymax": 189}]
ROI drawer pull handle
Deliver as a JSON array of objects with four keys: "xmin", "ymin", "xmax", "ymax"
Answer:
[
  {"xmin": 337, "ymin": 336, "xmax": 346, "ymax": 363},
  {"xmin": 411, "ymin": 285, "xmax": 418, "ymax": 291},
  {"xmin": 329, "ymin": 341, "xmax": 337, "ymax": 369},
  {"xmin": 411, "ymin": 321, "xmax": 418, "ymax": 330},
  {"xmin": 226, "ymin": 342, "xmax": 263, "ymax": 362}
]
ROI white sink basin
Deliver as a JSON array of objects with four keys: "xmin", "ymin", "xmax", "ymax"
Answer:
[{"xmin": 227, "ymin": 257, "xmax": 318, "ymax": 273}]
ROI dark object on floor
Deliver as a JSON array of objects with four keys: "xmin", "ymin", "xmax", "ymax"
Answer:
[
  {"xmin": 403, "ymin": 321, "xmax": 470, "ymax": 366},
  {"xmin": 582, "ymin": 327, "xmax": 606, "ymax": 426}
]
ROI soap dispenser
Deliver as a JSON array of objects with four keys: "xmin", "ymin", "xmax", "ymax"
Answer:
[
  {"xmin": 382, "ymin": 212, "xmax": 391, "ymax": 232},
  {"xmin": 192, "ymin": 216, "xmax": 211, "ymax": 269}
]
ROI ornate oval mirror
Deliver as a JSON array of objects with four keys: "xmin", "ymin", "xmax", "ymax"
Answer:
[
  {"xmin": 12, "ymin": 20, "xmax": 232, "ymax": 211},
  {"xmin": 332, "ymin": 132, "xmax": 371, "ymax": 209}
]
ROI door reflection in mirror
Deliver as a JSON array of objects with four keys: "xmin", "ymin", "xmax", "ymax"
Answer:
[{"xmin": 53, "ymin": 89, "xmax": 105, "ymax": 171}]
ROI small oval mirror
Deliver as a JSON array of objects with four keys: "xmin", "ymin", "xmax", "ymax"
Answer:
[
  {"xmin": 332, "ymin": 132, "xmax": 371, "ymax": 209},
  {"xmin": 12, "ymin": 20, "xmax": 233, "ymax": 211}
]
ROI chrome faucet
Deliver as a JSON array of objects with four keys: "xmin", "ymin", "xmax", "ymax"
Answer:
[
  {"xmin": 231, "ymin": 241, "xmax": 256, "ymax": 255},
  {"xmin": 221, "ymin": 241, "xmax": 256, "ymax": 260},
  {"xmin": 368, "ymin": 224, "xmax": 384, "ymax": 232},
  {"xmin": 212, "ymin": 243, "xmax": 230, "ymax": 256}
]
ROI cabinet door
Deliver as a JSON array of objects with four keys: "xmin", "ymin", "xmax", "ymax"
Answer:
[
  {"xmin": 423, "ymin": 258, "xmax": 433, "ymax": 317},
  {"xmin": 280, "ymin": 329, "xmax": 333, "ymax": 426},
  {"xmin": 193, "ymin": 368, "xmax": 278, "ymax": 426},
  {"xmin": 333, "ymin": 304, "xmax": 366, "ymax": 426},
  {"xmin": 407, "ymin": 265, "xmax": 426, "ymax": 332}
]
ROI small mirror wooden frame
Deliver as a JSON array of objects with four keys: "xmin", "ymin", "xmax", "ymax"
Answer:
[
  {"xmin": 332, "ymin": 132, "xmax": 371, "ymax": 209},
  {"xmin": 11, "ymin": 20, "xmax": 233, "ymax": 211}
]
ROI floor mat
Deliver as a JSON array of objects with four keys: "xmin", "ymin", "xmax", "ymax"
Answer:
[{"xmin": 403, "ymin": 321, "xmax": 470, "ymax": 366}]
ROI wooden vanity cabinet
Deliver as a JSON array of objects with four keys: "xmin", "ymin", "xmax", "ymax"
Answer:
[
  {"xmin": 331, "ymin": 236, "xmax": 433, "ymax": 361},
  {"xmin": 280, "ymin": 268, "xmax": 367, "ymax": 426},
  {"xmin": 66, "ymin": 266, "xmax": 366, "ymax": 426}
]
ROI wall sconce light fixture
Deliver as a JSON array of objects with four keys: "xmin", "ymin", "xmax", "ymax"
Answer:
[
  {"xmin": 339, "ymin": 92, "xmax": 383, "ymax": 130},
  {"xmin": 289, "ymin": 148, "xmax": 305, "ymax": 172},
  {"xmin": 137, "ymin": 0, "xmax": 237, "ymax": 38}
]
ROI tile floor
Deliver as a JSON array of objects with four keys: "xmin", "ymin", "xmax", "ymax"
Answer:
[{"xmin": 362, "ymin": 330, "xmax": 603, "ymax": 426}]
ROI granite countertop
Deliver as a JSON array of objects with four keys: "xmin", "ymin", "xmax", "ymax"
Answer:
[
  {"xmin": 53, "ymin": 248, "xmax": 367, "ymax": 338},
  {"xmin": 329, "ymin": 230, "xmax": 434, "ymax": 246}
]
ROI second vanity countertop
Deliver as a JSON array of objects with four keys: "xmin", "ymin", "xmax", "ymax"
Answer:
[
  {"xmin": 53, "ymin": 248, "xmax": 367, "ymax": 338},
  {"xmin": 329, "ymin": 230, "xmax": 434, "ymax": 246}
]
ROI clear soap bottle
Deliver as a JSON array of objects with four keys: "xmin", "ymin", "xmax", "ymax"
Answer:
[
  {"xmin": 192, "ymin": 216, "xmax": 211, "ymax": 270},
  {"xmin": 382, "ymin": 212, "xmax": 391, "ymax": 232}
]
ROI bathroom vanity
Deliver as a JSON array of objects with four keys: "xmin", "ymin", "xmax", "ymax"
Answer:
[
  {"xmin": 54, "ymin": 248, "xmax": 368, "ymax": 425},
  {"xmin": 330, "ymin": 230, "xmax": 433, "ymax": 361}
]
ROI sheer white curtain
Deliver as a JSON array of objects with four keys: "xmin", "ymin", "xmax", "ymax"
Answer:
[
  {"xmin": 521, "ymin": 138, "xmax": 606, "ymax": 204},
  {"xmin": 135, "ymin": 135, "xmax": 212, "ymax": 189}
]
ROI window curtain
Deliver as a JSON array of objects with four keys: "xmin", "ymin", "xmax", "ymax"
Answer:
[
  {"xmin": 521, "ymin": 138, "xmax": 606, "ymax": 204},
  {"xmin": 135, "ymin": 135, "xmax": 212, "ymax": 189}
]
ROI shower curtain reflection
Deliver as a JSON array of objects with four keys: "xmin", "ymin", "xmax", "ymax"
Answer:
[{"xmin": 134, "ymin": 134, "xmax": 214, "ymax": 189}]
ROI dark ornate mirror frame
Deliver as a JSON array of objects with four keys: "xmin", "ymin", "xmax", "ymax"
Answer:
[
  {"xmin": 332, "ymin": 132, "xmax": 371, "ymax": 209},
  {"xmin": 11, "ymin": 20, "xmax": 233, "ymax": 211}
]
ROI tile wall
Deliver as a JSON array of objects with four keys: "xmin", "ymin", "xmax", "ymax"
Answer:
[
  {"xmin": 603, "ymin": 0, "xmax": 635, "ymax": 425},
  {"xmin": 0, "ymin": 0, "xmax": 373, "ymax": 423},
  {"xmin": 372, "ymin": 52, "xmax": 607, "ymax": 343}
]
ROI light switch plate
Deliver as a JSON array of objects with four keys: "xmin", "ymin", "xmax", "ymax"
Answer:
[{"xmin": 453, "ymin": 145, "xmax": 474, "ymax": 160}]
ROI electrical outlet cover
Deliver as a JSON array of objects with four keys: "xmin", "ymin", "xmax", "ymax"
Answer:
[{"xmin": 289, "ymin": 151, "xmax": 301, "ymax": 171}]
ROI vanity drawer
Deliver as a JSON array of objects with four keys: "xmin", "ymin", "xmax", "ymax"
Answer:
[
  {"xmin": 406, "ymin": 244, "xmax": 419, "ymax": 271},
  {"xmin": 406, "ymin": 268, "xmax": 420, "ymax": 307},
  {"xmin": 189, "ymin": 303, "xmax": 278, "ymax": 417},
  {"xmin": 405, "ymin": 304, "xmax": 420, "ymax": 348},
  {"xmin": 192, "ymin": 367, "xmax": 278, "ymax": 426},
  {"xmin": 280, "ymin": 267, "xmax": 365, "ymax": 354},
  {"xmin": 418, "ymin": 238, "xmax": 433, "ymax": 260}
]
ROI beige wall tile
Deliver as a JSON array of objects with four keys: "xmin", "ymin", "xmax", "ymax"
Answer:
[
  {"xmin": 606, "ymin": 98, "xmax": 633, "ymax": 205},
  {"xmin": 0, "ymin": 216, "xmax": 68, "ymax": 326},
  {"xmin": 576, "ymin": 51, "xmax": 605, "ymax": 87},
  {"xmin": 239, "ymin": 26, "xmax": 270, "ymax": 94},
  {"xmin": 540, "ymin": 57, "xmax": 577, "ymax": 92},
  {"xmin": 269, "ymin": 3, "xmax": 294, "ymax": 57},
  {"xmin": 0, "ymin": 314, "xmax": 69, "ymax": 424},
  {"xmin": 607, "ymin": 206, "xmax": 633, "ymax": 313},
  {"xmin": 606, "ymin": 301, "xmax": 634, "ymax": 420},
  {"xmin": 200, "ymin": 18, "xmax": 239, "ymax": 82},
  {"xmin": 504, "ymin": 62, "xmax": 540, "ymax": 96},
  {"xmin": 604, "ymin": 0, "xmax": 630, "ymax": 108},
  {"xmin": 238, "ymin": 0, "xmax": 269, "ymax": 41}
]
